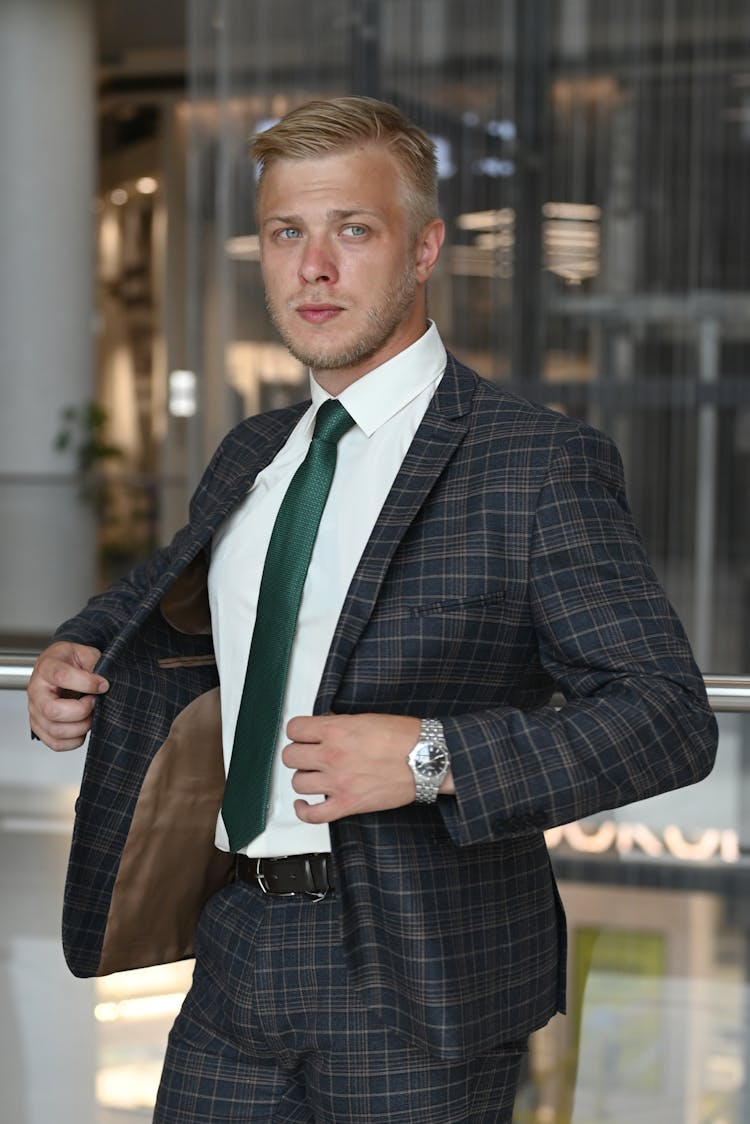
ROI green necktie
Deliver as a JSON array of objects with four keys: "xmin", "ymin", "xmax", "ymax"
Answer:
[{"xmin": 221, "ymin": 398, "xmax": 355, "ymax": 852}]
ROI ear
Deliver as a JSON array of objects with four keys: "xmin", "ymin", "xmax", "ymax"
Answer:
[{"xmin": 414, "ymin": 218, "xmax": 445, "ymax": 282}]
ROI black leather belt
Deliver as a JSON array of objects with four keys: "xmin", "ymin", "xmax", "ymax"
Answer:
[{"xmin": 234, "ymin": 852, "xmax": 335, "ymax": 898}]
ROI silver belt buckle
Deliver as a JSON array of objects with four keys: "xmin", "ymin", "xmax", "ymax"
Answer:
[{"xmin": 254, "ymin": 857, "xmax": 271, "ymax": 893}]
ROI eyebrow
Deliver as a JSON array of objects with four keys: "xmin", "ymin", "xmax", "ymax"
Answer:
[{"xmin": 262, "ymin": 207, "xmax": 385, "ymax": 228}]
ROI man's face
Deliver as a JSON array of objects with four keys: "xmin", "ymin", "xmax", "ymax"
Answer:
[{"xmin": 258, "ymin": 143, "xmax": 443, "ymax": 392}]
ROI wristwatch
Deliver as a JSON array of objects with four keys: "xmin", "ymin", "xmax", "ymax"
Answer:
[{"xmin": 407, "ymin": 718, "xmax": 451, "ymax": 803}]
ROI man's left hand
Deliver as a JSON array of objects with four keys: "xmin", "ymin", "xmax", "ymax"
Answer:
[{"xmin": 283, "ymin": 713, "xmax": 453, "ymax": 823}]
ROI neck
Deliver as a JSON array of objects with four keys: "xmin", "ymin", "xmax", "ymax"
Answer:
[{"xmin": 312, "ymin": 318, "xmax": 431, "ymax": 396}]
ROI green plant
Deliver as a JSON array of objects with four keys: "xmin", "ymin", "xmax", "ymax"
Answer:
[{"xmin": 55, "ymin": 401, "xmax": 124, "ymax": 475}]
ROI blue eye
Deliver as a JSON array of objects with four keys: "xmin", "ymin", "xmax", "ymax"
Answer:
[
  {"xmin": 343, "ymin": 224, "xmax": 367, "ymax": 237},
  {"xmin": 277, "ymin": 228, "xmax": 302, "ymax": 240}
]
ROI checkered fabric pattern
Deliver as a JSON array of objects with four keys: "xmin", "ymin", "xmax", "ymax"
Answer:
[
  {"xmin": 153, "ymin": 879, "xmax": 526, "ymax": 1123},
  {"xmin": 56, "ymin": 353, "xmax": 717, "ymax": 1060}
]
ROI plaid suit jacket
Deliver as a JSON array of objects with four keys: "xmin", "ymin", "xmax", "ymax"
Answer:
[{"xmin": 56, "ymin": 354, "xmax": 717, "ymax": 1059}]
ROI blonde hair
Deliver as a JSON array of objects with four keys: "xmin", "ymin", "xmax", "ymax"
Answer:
[{"xmin": 251, "ymin": 96, "xmax": 439, "ymax": 235}]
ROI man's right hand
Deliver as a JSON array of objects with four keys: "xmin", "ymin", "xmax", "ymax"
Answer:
[{"xmin": 28, "ymin": 641, "xmax": 108, "ymax": 751}]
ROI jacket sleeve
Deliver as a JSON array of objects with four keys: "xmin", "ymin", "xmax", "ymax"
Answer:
[{"xmin": 440, "ymin": 427, "xmax": 718, "ymax": 847}]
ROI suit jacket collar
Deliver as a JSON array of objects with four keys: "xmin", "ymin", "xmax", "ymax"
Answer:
[
  {"xmin": 99, "ymin": 354, "xmax": 477, "ymax": 675},
  {"xmin": 216, "ymin": 349, "xmax": 475, "ymax": 549}
]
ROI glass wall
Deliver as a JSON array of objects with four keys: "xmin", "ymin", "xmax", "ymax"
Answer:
[{"xmin": 173, "ymin": 0, "xmax": 750, "ymax": 677}]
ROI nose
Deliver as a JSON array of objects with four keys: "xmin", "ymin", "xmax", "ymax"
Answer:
[{"xmin": 299, "ymin": 236, "xmax": 338, "ymax": 285}]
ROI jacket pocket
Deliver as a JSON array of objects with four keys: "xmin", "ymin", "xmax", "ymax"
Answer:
[
  {"xmin": 409, "ymin": 588, "xmax": 506, "ymax": 618},
  {"xmin": 157, "ymin": 654, "xmax": 217, "ymax": 669}
]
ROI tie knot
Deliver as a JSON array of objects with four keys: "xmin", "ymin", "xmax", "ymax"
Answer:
[{"xmin": 313, "ymin": 399, "xmax": 355, "ymax": 444}]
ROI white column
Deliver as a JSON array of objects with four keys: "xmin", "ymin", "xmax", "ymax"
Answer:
[{"xmin": 0, "ymin": 0, "xmax": 96, "ymax": 640}]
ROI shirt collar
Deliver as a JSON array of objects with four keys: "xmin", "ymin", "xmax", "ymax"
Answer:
[{"xmin": 307, "ymin": 322, "xmax": 447, "ymax": 438}]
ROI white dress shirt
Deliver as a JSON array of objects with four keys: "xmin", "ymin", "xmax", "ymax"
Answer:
[{"xmin": 209, "ymin": 323, "xmax": 447, "ymax": 856}]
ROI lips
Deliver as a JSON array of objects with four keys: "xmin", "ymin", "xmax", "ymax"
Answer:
[{"xmin": 296, "ymin": 304, "xmax": 344, "ymax": 325}]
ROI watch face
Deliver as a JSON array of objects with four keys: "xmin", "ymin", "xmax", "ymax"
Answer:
[{"xmin": 415, "ymin": 743, "xmax": 448, "ymax": 777}]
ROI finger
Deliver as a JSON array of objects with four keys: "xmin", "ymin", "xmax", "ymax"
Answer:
[
  {"xmin": 30, "ymin": 643, "xmax": 107, "ymax": 699},
  {"xmin": 46, "ymin": 660, "xmax": 108, "ymax": 698},
  {"xmin": 282, "ymin": 734, "xmax": 344, "ymax": 770},
  {"xmin": 38, "ymin": 711, "xmax": 94, "ymax": 739},
  {"xmin": 38, "ymin": 732, "xmax": 89, "ymax": 753},
  {"xmin": 286, "ymin": 714, "xmax": 331, "ymax": 743},
  {"xmin": 29, "ymin": 705, "xmax": 93, "ymax": 750},
  {"xmin": 37, "ymin": 723, "xmax": 92, "ymax": 749},
  {"xmin": 69, "ymin": 643, "xmax": 104, "ymax": 672},
  {"xmin": 29, "ymin": 690, "xmax": 98, "ymax": 744},
  {"xmin": 294, "ymin": 797, "xmax": 338, "ymax": 824},
  {"xmin": 291, "ymin": 769, "xmax": 328, "ymax": 796},
  {"xmin": 30, "ymin": 701, "xmax": 95, "ymax": 742},
  {"xmin": 40, "ymin": 690, "xmax": 97, "ymax": 720},
  {"xmin": 281, "ymin": 742, "xmax": 322, "ymax": 771}
]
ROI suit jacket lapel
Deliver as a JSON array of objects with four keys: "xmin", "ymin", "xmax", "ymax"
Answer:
[{"xmin": 317, "ymin": 355, "xmax": 475, "ymax": 711}]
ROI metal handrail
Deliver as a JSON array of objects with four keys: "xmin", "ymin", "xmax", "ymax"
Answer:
[
  {"xmin": 2, "ymin": 653, "xmax": 749, "ymax": 712},
  {"xmin": 0, "ymin": 654, "xmax": 37, "ymax": 691},
  {"xmin": 703, "ymin": 675, "xmax": 750, "ymax": 712}
]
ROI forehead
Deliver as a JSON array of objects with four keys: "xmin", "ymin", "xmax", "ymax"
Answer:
[{"xmin": 257, "ymin": 143, "xmax": 407, "ymax": 219}]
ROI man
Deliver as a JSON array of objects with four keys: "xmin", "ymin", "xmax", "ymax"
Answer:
[{"xmin": 28, "ymin": 97, "xmax": 717, "ymax": 1122}]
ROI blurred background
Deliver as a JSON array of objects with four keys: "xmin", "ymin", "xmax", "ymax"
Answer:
[{"xmin": 1, "ymin": 1, "xmax": 749, "ymax": 1120}]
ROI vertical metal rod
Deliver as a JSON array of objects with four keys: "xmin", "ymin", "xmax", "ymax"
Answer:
[
  {"xmin": 511, "ymin": 0, "xmax": 550, "ymax": 382},
  {"xmin": 693, "ymin": 317, "xmax": 719, "ymax": 668}
]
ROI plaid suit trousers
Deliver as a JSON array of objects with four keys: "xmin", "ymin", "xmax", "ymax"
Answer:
[{"xmin": 153, "ymin": 879, "xmax": 526, "ymax": 1123}]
